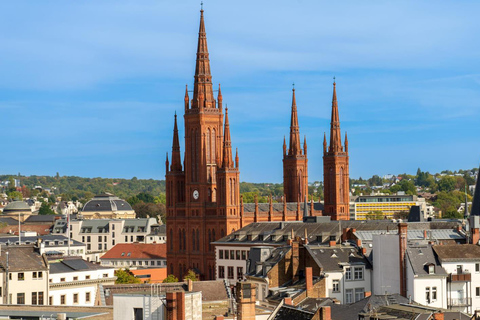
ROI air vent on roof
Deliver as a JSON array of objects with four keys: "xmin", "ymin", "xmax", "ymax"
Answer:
[
  {"xmin": 319, "ymin": 249, "xmax": 324, "ymax": 253},
  {"xmin": 331, "ymin": 253, "xmax": 337, "ymax": 258},
  {"xmin": 349, "ymin": 253, "xmax": 355, "ymax": 257}
]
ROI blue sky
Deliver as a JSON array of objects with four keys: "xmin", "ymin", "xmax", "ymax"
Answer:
[{"xmin": 1, "ymin": 1, "xmax": 480, "ymax": 183}]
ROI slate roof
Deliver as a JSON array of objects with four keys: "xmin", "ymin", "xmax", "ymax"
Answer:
[
  {"xmin": 0, "ymin": 234, "xmax": 84, "ymax": 247},
  {"xmin": 270, "ymin": 304, "xmax": 315, "ymax": 320},
  {"xmin": 49, "ymin": 258, "xmax": 111, "ymax": 274},
  {"xmin": 149, "ymin": 224, "xmax": 166, "ymax": 236},
  {"xmin": 405, "ymin": 244, "xmax": 447, "ymax": 277},
  {"xmin": 355, "ymin": 229, "xmax": 465, "ymax": 242},
  {"xmin": 247, "ymin": 246, "xmax": 291, "ymax": 277},
  {"xmin": 2, "ymin": 201, "xmax": 31, "ymax": 212},
  {"xmin": 82, "ymin": 193, "xmax": 133, "ymax": 212},
  {"xmin": 191, "ymin": 280, "xmax": 229, "ymax": 301},
  {"xmin": 24, "ymin": 215, "xmax": 58, "ymax": 223},
  {"xmin": 0, "ymin": 245, "xmax": 48, "ymax": 272},
  {"xmin": 214, "ymin": 221, "xmax": 463, "ymax": 246},
  {"xmin": 0, "ymin": 217, "xmax": 21, "ymax": 225},
  {"xmin": 433, "ymin": 244, "xmax": 480, "ymax": 262},
  {"xmin": 306, "ymin": 245, "xmax": 371, "ymax": 272},
  {"xmin": 100, "ymin": 243, "xmax": 167, "ymax": 260}
]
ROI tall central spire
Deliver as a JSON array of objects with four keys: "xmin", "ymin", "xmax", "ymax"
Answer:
[
  {"xmin": 288, "ymin": 88, "xmax": 301, "ymax": 156},
  {"xmin": 329, "ymin": 80, "xmax": 343, "ymax": 153},
  {"xmin": 192, "ymin": 8, "xmax": 214, "ymax": 109}
]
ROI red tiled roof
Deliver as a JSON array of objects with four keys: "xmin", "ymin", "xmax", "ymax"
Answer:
[{"xmin": 100, "ymin": 243, "xmax": 166, "ymax": 260}]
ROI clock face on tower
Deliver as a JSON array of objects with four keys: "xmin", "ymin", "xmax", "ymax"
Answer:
[{"xmin": 193, "ymin": 190, "xmax": 199, "ymax": 200}]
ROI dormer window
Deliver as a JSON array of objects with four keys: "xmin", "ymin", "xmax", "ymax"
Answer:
[{"xmin": 429, "ymin": 265, "xmax": 435, "ymax": 274}]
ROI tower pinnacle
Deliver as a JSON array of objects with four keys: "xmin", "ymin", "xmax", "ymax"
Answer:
[
  {"xmin": 170, "ymin": 113, "xmax": 182, "ymax": 172},
  {"xmin": 222, "ymin": 108, "xmax": 233, "ymax": 168},
  {"xmin": 288, "ymin": 88, "xmax": 301, "ymax": 156},
  {"xmin": 329, "ymin": 81, "xmax": 343, "ymax": 153}
]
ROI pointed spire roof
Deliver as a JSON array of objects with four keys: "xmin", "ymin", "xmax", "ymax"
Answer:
[
  {"xmin": 471, "ymin": 164, "xmax": 480, "ymax": 216},
  {"xmin": 170, "ymin": 113, "xmax": 182, "ymax": 172},
  {"xmin": 329, "ymin": 79, "xmax": 343, "ymax": 153},
  {"xmin": 222, "ymin": 108, "xmax": 233, "ymax": 168},
  {"xmin": 192, "ymin": 8, "xmax": 214, "ymax": 109},
  {"xmin": 288, "ymin": 88, "xmax": 301, "ymax": 156}
]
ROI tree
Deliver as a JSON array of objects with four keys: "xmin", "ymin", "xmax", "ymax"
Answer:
[
  {"xmin": 183, "ymin": 269, "xmax": 199, "ymax": 281},
  {"xmin": 163, "ymin": 274, "xmax": 179, "ymax": 283},
  {"xmin": 39, "ymin": 202, "xmax": 55, "ymax": 215},
  {"xmin": 437, "ymin": 176, "xmax": 457, "ymax": 192},
  {"xmin": 133, "ymin": 202, "xmax": 166, "ymax": 223},
  {"xmin": 365, "ymin": 210, "xmax": 384, "ymax": 220},
  {"xmin": 115, "ymin": 269, "xmax": 141, "ymax": 284}
]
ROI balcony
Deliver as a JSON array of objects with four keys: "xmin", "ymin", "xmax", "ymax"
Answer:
[
  {"xmin": 448, "ymin": 297, "xmax": 472, "ymax": 307},
  {"xmin": 448, "ymin": 272, "xmax": 471, "ymax": 282}
]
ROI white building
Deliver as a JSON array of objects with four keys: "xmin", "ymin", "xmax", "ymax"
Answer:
[
  {"xmin": 48, "ymin": 257, "xmax": 116, "ymax": 306},
  {"xmin": 113, "ymin": 290, "xmax": 202, "ymax": 320},
  {"xmin": 100, "ymin": 243, "xmax": 167, "ymax": 270},
  {"xmin": 0, "ymin": 235, "xmax": 87, "ymax": 259}
]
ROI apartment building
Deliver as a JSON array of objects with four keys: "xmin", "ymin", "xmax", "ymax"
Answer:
[
  {"xmin": 351, "ymin": 193, "xmax": 427, "ymax": 220},
  {"xmin": 0, "ymin": 245, "xmax": 49, "ymax": 305},
  {"xmin": 52, "ymin": 217, "xmax": 163, "ymax": 262},
  {"xmin": 48, "ymin": 257, "xmax": 116, "ymax": 306},
  {"xmin": 100, "ymin": 243, "xmax": 167, "ymax": 269}
]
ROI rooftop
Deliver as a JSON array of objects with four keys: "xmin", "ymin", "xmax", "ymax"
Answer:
[{"xmin": 100, "ymin": 243, "xmax": 167, "ymax": 260}]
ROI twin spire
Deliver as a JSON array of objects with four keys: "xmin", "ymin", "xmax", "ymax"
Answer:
[
  {"xmin": 325, "ymin": 80, "xmax": 348, "ymax": 154},
  {"xmin": 285, "ymin": 87, "xmax": 306, "ymax": 157}
]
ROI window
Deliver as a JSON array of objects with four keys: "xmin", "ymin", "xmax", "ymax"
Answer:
[
  {"xmin": 476, "ymin": 263, "xmax": 480, "ymax": 273},
  {"xmin": 32, "ymin": 292, "xmax": 37, "ymax": 305},
  {"xmin": 86, "ymin": 292, "xmax": 91, "ymax": 302},
  {"xmin": 9, "ymin": 273, "xmax": 11, "ymax": 280},
  {"xmin": 103, "ymin": 273, "xmax": 108, "ymax": 278},
  {"xmin": 98, "ymin": 244, "xmax": 102, "ymax": 250},
  {"xmin": 73, "ymin": 276, "xmax": 78, "ymax": 281},
  {"xmin": 134, "ymin": 308, "xmax": 143, "ymax": 320},
  {"xmin": 228, "ymin": 266, "xmax": 234, "ymax": 279},
  {"xmin": 237, "ymin": 267, "xmax": 243, "ymax": 279},
  {"xmin": 38, "ymin": 271, "xmax": 43, "ymax": 279},
  {"xmin": 151, "ymin": 261, "xmax": 155, "ymax": 266},
  {"xmin": 432, "ymin": 287, "xmax": 437, "ymax": 301},
  {"xmin": 354, "ymin": 267, "xmax": 364, "ymax": 280},
  {"xmin": 73, "ymin": 293, "xmax": 78, "ymax": 303},
  {"xmin": 476, "ymin": 287, "xmax": 480, "ymax": 297},
  {"xmin": 125, "ymin": 236, "xmax": 128, "ymax": 242},
  {"xmin": 38, "ymin": 292, "xmax": 44, "ymax": 305},
  {"xmin": 426, "ymin": 287, "xmax": 430, "ymax": 303},
  {"xmin": 18, "ymin": 273, "xmax": 25, "ymax": 281},
  {"xmin": 49, "ymin": 296, "xmax": 53, "ymax": 306},
  {"xmin": 355, "ymin": 288, "xmax": 365, "ymax": 302},
  {"xmin": 139, "ymin": 261, "xmax": 143, "ymax": 266},
  {"xmin": 86, "ymin": 275, "xmax": 90, "ymax": 280},
  {"xmin": 61, "ymin": 295, "xmax": 66, "ymax": 305},
  {"xmin": 345, "ymin": 289, "xmax": 353, "ymax": 304},
  {"xmin": 61, "ymin": 278, "xmax": 65, "ymax": 282},
  {"xmin": 230, "ymin": 250, "xmax": 234, "ymax": 260},
  {"xmin": 242, "ymin": 250, "xmax": 247, "ymax": 260},
  {"xmin": 332, "ymin": 279, "xmax": 340, "ymax": 293},
  {"xmin": 33, "ymin": 272, "xmax": 37, "ymax": 279},
  {"xmin": 218, "ymin": 266, "xmax": 225, "ymax": 278},
  {"xmin": 236, "ymin": 250, "xmax": 241, "ymax": 260},
  {"xmin": 17, "ymin": 293, "xmax": 25, "ymax": 304},
  {"xmin": 425, "ymin": 287, "xmax": 437, "ymax": 303},
  {"xmin": 225, "ymin": 250, "xmax": 229, "ymax": 260},
  {"xmin": 98, "ymin": 236, "xmax": 102, "ymax": 242},
  {"xmin": 82, "ymin": 236, "xmax": 85, "ymax": 242},
  {"xmin": 219, "ymin": 250, "xmax": 224, "ymax": 259},
  {"xmin": 428, "ymin": 265, "xmax": 435, "ymax": 274},
  {"xmin": 157, "ymin": 261, "xmax": 161, "ymax": 266},
  {"xmin": 345, "ymin": 267, "xmax": 351, "ymax": 280},
  {"xmin": 87, "ymin": 236, "xmax": 91, "ymax": 242},
  {"xmin": 87, "ymin": 244, "xmax": 91, "ymax": 250}
]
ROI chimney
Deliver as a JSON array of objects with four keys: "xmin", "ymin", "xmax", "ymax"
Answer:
[
  {"xmin": 176, "ymin": 291, "xmax": 185, "ymax": 320},
  {"xmin": 166, "ymin": 292, "xmax": 178, "ymax": 320},
  {"xmin": 284, "ymin": 297, "xmax": 293, "ymax": 305},
  {"xmin": 291, "ymin": 239, "xmax": 300, "ymax": 282},
  {"xmin": 364, "ymin": 291, "xmax": 371, "ymax": 298},
  {"xmin": 305, "ymin": 267, "xmax": 313, "ymax": 297},
  {"xmin": 319, "ymin": 306, "xmax": 331, "ymax": 320},
  {"xmin": 423, "ymin": 230, "xmax": 427, "ymax": 240},
  {"xmin": 236, "ymin": 282, "xmax": 256, "ymax": 320},
  {"xmin": 187, "ymin": 279, "xmax": 193, "ymax": 292},
  {"xmin": 215, "ymin": 316, "xmax": 225, "ymax": 320},
  {"xmin": 356, "ymin": 238, "xmax": 362, "ymax": 247},
  {"xmin": 361, "ymin": 247, "xmax": 367, "ymax": 255},
  {"xmin": 433, "ymin": 312, "xmax": 444, "ymax": 320},
  {"xmin": 398, "ymin": 223, "xmax": 408, "ymax": 297},
  {"xmin": 329, "ymin": 240, "xmax": 336, "ymax": 247},
  {"xmin": 472, "ymin": 228, "xmax": 480, "ymax": 245}
]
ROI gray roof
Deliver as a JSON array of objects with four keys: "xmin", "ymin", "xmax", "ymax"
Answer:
[
  {"xmin": 82, "ymin": 193, "xmax": 132, "ymax": 212},
  {"xmin": 355, "ymin": 229, "xmax": 465, "ymax": 242},
  {"xmin": 247, "ymin": 246, "xmax": 291, "ymax": 277},
  {"xmin": 271, "ymin": 304, "xmax": 314, "ymax": 320},
  {"xmin": 0, "ymin": 235, "xmax": 84, "ymax": 247},
  {"xmin": 433, "ymin": 244, "xmax": 480, "ymax": 262},
  {"xmin": 0, "ymin": 217, "xmax": 21, "ymax": 225},
  {"xmin": 406, "ymin": 244, "xmax": 447, "ymax": 277},
  {"xmin": 24, "ymin": 215, "xmax": 58, "ymax": 223},
  {"xmin": 3, "ymin": 200, "xmax": 31, "ymax": 212},
  {"xmin": 0, "ymin": 245, "xmax": 48, "ymax": 272},
  {"xmin": 306, "ymin": 245, "xmax": 371, "ymax": 272},
  {"xmin": 49, "ymin": 258, "xmax": 111, "ymax": 274}
]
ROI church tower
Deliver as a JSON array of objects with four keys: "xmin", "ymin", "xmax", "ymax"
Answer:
[
  {"xmin": 166, "ymin": 8, "xmax": 241, "ymax": 280},
  {"xmin": 323, "ymin": 80, "xmax": 350, "ymax": 220},
  {"xmin": 283, "ymin": 87, "xmax": 308, "ymax": 203}
]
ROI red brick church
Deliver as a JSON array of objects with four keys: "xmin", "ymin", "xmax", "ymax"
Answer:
[{"xmin": 165, "ymin": 8, "xmax": 349, "ymax": 280}]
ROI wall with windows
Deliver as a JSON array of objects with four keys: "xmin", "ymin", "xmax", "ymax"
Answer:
[
  {"xmin": 3, "ymin": 270, "xmax": 49, "ymax": 305},
  {"xmin": 441, "ymin": 261, "xmax": 480, "ymax": 313},
  {"xmin": 326, "ymin": 264, "xmax": 371, "ymax": 304},
  {"xmin": 49, "ymin": 268, "xmax": 115, "ymax": 306},
  {"xmin": 215, "ymin": 245, "xmax": 250, "ymax": 285},
  {"xmin": 100, "ymin": 258, "xmax": 167, "ymax": 269}
]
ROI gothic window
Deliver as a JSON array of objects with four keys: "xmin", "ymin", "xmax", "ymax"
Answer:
[
  {"xmin": 196, "ymin": 229, "xmax": 200, "ymax": 250},
  {"xmin": 192, "ymin": 229, "xmax": 196, "ymax": 250},
  {"xmin": 329, "ymin": 168, "xmax": 334, "ymax": 203},
  {"xmin": 179, "ymin": 230, "xmax": 182, "ymax": 250},
  {"xmin": 211, "ymin": 128, "xmax": 216, "ymax": 163},
  {"xmin": 182, "ymin": 229, "xmax": 186, "ymax": 251},
  {"xmin": 208, "ymin": 230, "xmax": 211, "ymax": 251},
  {"xmin": 191, "ymin": 129, "xmax": 196, "ymax": 182},
  {"xmin": 170, "ymin": 229, "xmax": 173, "ymax": 250},
  {"xmin": 213, "ymin": 188, "xmax": 217, "ymax": 202},
  {"xmin": 339, "ymin": 167, "xmax": 344, "ymax": 199},
  {"xmin": 170, "ymin": 264, "xmax": 174, "ymax": 274},
  {"xmin": 208, "ymin": 188, "xmax": 212, "ymax": 202},
  {"xmin": 207, "ymin": 128, "xmax": 211, "ymax": 162},
  {"xmin": 221, "ymin": 229, "xmax": 224, "ymax": 238}
]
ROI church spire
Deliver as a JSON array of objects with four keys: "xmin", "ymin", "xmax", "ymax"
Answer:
[
  {"xmin": 329, "ymin": 80, "xmax": 343, "ymax": 153},
  {"xmin": 170, "ymin": 113, "xmax": 182, "ymax": 172},
  {"xmin": 288, "ymin": 88, "xmax": 301, "ymax": 156},
  {"xmin": 184, "ymin": 85, "xmax": 189, "ymax": 111},
  {"xmin": 222, "ymin": 108, "xmax": 233, "ymax": 168},
  {"xmin": 192, "ymin": 8, "xmax": 214, "ymax": 109}
]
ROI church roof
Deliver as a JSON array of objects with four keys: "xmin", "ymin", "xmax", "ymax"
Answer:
[
  {"xmin": 242, "ymin": 202, "xmax": 323, "ymax": 213},
  {"xmin": 82, "ymin": 193, "xmax": 132, "ymax": 213}
]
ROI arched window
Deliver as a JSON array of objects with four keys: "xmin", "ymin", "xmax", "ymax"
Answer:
[
  {"xmin": 208, "ymin": 229, "xmax": 211, "ymax": 251},
  {"xmin": 211, "ymin": 128, "xmax": 216, "ymax": 163},
  {"xmin": 170, "ymin": 263, "xmax": 174, "ymax": 274},
  {"xmin": 191, "ymin": 129, "xmax": 196, "ymax": 182},
  {"xmin": 196, "ymin": 229, "xmax": 200, "ymax": 251},
  {"xmin": 170, "ymin": 229, "xmax": 173, "ymax": 250},
  {"xmin": 178, "ymin": 230, "xmax": 182, "ymax": 250},
  {"xmin": 207, "ymin": 128, "xmax": 211, "ymax": 163},
  {"xmin": 192, "ymin": 229, "xmax": 196, "ymax": 250},
  {"xmin": 329, "ymin": 168, "xmax": 334, "ymax": 203},
  {"xmin": 182, "ymin": 229, "xmax": 186, "ymax": 251},
  {"xmin": 220, "ymin": 229, "xmax": 224, "ymax": 238},
  {"xmin": 339, "ymin": 167, "xmax": 344, "ymax": 199}
]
